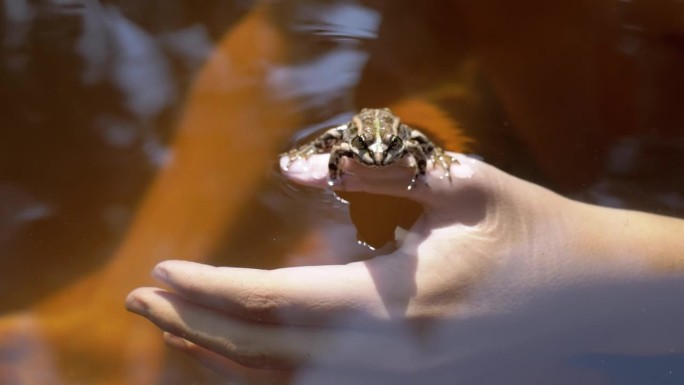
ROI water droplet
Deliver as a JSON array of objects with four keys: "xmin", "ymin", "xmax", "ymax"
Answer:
[
  {"xmin": 357, "ymin": 240, "xmax": 376, "ymax": 250},
  {"xmin": 332, "ymin": 192, "xmax": 349, "ymax": 204}
]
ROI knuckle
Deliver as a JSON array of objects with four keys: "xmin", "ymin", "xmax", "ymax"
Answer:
[{"xmin": 240, "ymin": 286, "xmax": 285, "ymax": 320}]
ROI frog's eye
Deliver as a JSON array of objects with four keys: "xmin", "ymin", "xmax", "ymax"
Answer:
[
  {"xmin": 389, "ymin": 136, "xmax": 403, "ymax": 150},
  {"xmin": 352, "ymin": 136, "xmax": 367, "ymax": 150}
]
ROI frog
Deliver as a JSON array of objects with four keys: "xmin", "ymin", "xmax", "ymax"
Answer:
[{"xmin": 284, "ymin": 108, "xmax": 457, "ymax": 189}]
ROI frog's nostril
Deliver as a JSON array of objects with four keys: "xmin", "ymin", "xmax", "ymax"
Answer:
[{"xmin": 374, "ymin": 152, "xmax": 384, "ymax": 164}]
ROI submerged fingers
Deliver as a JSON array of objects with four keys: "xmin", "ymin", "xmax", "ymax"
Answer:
[
  {"xmin": 145, "ymin": 260, "xmax": 402, "ymax": 326},
  {"xmin": 126, "ymin": 286, "xmax": 423, "ymax": 371}
]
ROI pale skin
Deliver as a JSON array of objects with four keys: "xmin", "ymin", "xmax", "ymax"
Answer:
[{"xmin": 126, "ymin": 153, "xmax": 684, "ymax": 384}]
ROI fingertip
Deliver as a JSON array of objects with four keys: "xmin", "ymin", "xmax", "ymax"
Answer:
[
  {"xmin": 280, "ymin": 154, "xmax": 331, "ymax": 187},
  {"xmin": 163, "ymin": 332, "xmax": 191, "ymax": 350},
  {"xmin": 153, "ymin": 260, "xmax": 200, "ymax": 282},
  {"xmin": 152, "ymin": 263, "xmax": 169, "ymax": 282},
  {"xmin": 278, "ymin": 154, "xmax": 289, "ymax": 170},
  {"xmin": 125, "ymin": 287, "xmax": 158, "ymax": 315},
  {"xmin": 279, "ymin": 154, "xmax": 317, "ymax": 174}
]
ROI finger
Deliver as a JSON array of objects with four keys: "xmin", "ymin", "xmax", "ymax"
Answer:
[
  {"xmin": 166, "ymin": 333, "xmax": 418, "ymax": 385},
  {"xmin": 150, "ymin": 259, "xmax": 401, "ymax": 326},
  {"xmin": 166, "ymin": 332, "xmax": 428, "ymax": 385},
  {"xmin": 127, "ymin": 287, "xmax": 312, "ymax": 369},
  {"xmin": 163, "ymin": 333, "xmax": 291, "ymax": 384},
  {"xmin": 279, "ymin": 152, "xmax": 479, "ymax": 203},
  {"xmin": 126, "ymin": 287, "xmax": 415, "ymax": 371}
]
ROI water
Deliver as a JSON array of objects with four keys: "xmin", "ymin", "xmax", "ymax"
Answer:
[{"xmin": 0, "ymin": 0, "xmax": 683, "ymax": 384}]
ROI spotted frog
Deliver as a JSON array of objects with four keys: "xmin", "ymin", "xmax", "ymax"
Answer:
[{"xmin": 284, "ymin": 108, "xmax": 456, "ymax": 189}]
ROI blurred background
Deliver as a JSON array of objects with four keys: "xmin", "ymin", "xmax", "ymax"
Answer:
[{"xmin": 0, "ymin": 0, "xmax": 682, "ymax": 384}]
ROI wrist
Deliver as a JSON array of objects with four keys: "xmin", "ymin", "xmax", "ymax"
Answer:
[{"xmin": 565, "ymin": 201, "xmax": 684, "ymax": 282}]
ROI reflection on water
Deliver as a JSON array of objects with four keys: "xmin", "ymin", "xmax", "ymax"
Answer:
[{"xmin": 0, "ymin": 0, "xmax": 683, "ymax": 384}]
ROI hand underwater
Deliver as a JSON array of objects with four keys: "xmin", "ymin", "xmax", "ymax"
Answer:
[{"xmin": 126, "ymin": 153, "xmax": 684, "ymax": 384}]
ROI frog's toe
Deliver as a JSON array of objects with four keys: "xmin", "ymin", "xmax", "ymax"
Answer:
[
  {"xmin": 326, "ymin": 167, "xmax": 344, "ymax": 188},
  {"xmin": 282, "ymin": 156, "xmax": 300, "ymax": 171},
  {"xmin": 440, "ymin": 169, "xmax": 451, "ymax": 181},
  {"xmin": 327, "ymin": 175, "xmax": 345, "ymax": 189},
  {"xmin": 433, "ymin": 155, "xmax": 455, "ymax": 181}
]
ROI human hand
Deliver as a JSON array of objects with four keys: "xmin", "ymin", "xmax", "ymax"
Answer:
[{"xmin": 126, "ymin": 153, "xmax": 684, "ymax": 384}]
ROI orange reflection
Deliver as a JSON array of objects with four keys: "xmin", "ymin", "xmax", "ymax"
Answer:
[
  {"xmin": 1, "ymin": 3, "xmax": 300, "ymax": 383},
  {"xmin": 0, "ymin": 3, "xmax": 470, "ymax": 383}
]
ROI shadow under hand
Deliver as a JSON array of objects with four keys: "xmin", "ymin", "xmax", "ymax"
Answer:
[{"xmin": 337, "ymin": 191, "xmax": 423, "ymax": 250}]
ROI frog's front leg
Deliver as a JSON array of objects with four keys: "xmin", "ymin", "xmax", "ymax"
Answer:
[
  {"xmin": 328, "ymin": 143, "xmax": 354, "ymax": 186},
  {"xmin": 408, "ymin": 127, "xmax": 458, "ymax": 180},
  {"xmin": 403, "ymin": 142, "xmax": 429, "ymax": 190},
  {"xmin": 285, "ymin": 124, "xmax": 347, "ymax": 165}
]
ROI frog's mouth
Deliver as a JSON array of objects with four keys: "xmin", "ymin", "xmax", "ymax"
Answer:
[
  {"xmin": 357, "ymin": 153, "xmax": 408, "ymax": 168},
  {"xmin": 368, "ymin": 142, "xmax": 390, "ymax": 165}
]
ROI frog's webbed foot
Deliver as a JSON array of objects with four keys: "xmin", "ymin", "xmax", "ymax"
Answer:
[
  {"xmin": 327, "ymin": 174, "xmax": 343, "ymax": 189},
  {"xmin": 327, "ymin": 169, "xmax": 349, "ymax": 192},
  {"xmin": 281, "ymin": 145, "xmax": 318, "ymax": 171},
  {"xmin": 408, "ymin": 128, "xmax": 457, "ymax": 186},
  {"xmin": 407, "ymin": 175, "xmax": 421, "ymax": 191},
  {"xmin": 430, "ymin": 147, "xmax": 458, "ymax": 182}
]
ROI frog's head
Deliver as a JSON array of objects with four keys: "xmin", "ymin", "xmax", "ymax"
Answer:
[{"xmin": 350, "ymin": 108, "xmax": 407, "ymax": 166}]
